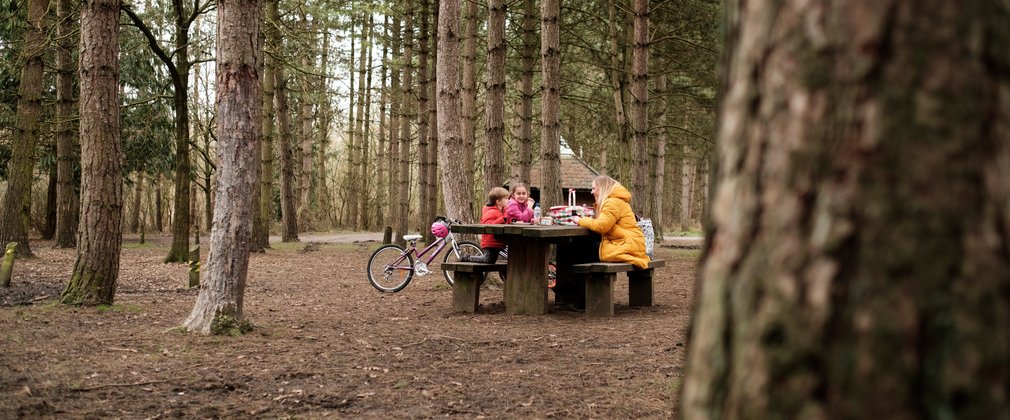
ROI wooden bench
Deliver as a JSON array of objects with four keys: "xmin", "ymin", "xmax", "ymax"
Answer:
[
  {"xmin": 441, "ymin": 262, "xmax": 508, "ymax": 313},
  {"xmin": 571, "ymin": 259, "xmax": 666, "ymax": 317}
]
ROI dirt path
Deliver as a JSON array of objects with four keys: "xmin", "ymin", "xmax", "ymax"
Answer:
[{"xmin": 0, "ymin": 237, "xmax": 697, "ymax": 418}]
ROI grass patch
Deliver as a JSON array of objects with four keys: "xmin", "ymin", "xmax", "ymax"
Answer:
[{"xmin": 669, "ymin": 229, "xmax": 703, "ymax": 237}]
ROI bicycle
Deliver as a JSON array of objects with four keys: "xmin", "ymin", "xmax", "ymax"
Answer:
[{"xmin": 366, "ymin": 217, "xmax": 484, "ymax": 292}]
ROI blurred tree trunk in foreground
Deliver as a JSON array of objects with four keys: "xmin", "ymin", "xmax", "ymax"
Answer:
[{"xmin": 683, "ymin": 1, "xmax": 1010, "ymax": 418}]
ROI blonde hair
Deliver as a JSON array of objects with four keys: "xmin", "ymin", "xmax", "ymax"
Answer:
[
  {"xmin": 510, "ymin": 182, "xmax": 529, "ymax": 196},
  {"xmin": 593, "ymin": 175, "xmax": 621, "ymax": 210},
  {"xmin": 486, "ymin": 187, "xmax": 510, "ymax": 206}
]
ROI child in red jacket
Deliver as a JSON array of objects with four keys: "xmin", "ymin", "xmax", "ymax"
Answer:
[{"xmin": 462, "ymin": 187, "xmax": 510, "ymax": 263}]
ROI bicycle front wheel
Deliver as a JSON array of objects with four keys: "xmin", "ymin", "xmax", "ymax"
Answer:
[
  {"xmin": 367, "ymin": 244, "xmax": 415, "ymax": 292},
  {"xmin": 441, "ymin": 241, "xmax": 483, "ymax": 286}
]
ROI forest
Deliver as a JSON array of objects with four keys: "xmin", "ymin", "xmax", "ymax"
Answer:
[{"xmin": 3, "ymin": 0, "xmax": 1010, "ymax": 418}]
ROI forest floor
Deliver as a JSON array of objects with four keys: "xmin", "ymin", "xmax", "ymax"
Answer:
[{"xmin": 0, "ymin": 233, "xmax": 698, "ymax": 418}]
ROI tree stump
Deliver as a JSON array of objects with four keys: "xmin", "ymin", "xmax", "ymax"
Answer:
[{"xmin": 1, "ymin": 242, "xmax": 16, "ymax": 288}]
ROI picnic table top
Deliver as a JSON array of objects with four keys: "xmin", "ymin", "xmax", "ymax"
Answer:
[{"xmin": 450, "ymin": 223, "xmax": 592, "ymax": 238}]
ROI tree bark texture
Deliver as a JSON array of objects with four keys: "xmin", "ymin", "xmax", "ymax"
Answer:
[
  {"xmin": 61, "ymin": 0, "xmax": 122, "ymax": 305},
  {"xmin": 42, "ymin": 155, "xmax": 57, "ymax": 240},
  {"xmin": 353, "ymin": 14, "xmax": 370, "ymax": 230},
  {"xmin": 166, "ymin": 0, "xmax": 193, "ymax": 263},
  {"xmin": 396, "ymin": 0, "xmax": 415, "ymax": 246},
  {"xmin": 680, "ymin": 147, "xmax": 694, "ymax": 230},
  {"xmin": 256, "ymin": 0, "xmax": 278, "ymax": 250},
  {"xmin": 316, "ymin": 31, "xmax": 333, "ymax": 229},
  {"xmin": 298, "ymin": 47, "xmax": 313, "ymax": 229},
  {"xmin": 607, "ymin": 0, "xmax": 627, "ymax": 180},
  {"xmin": 131, "ymin": 173, "xmax": 144, "ymax": 233},
  {"xmin": 650, "ymin": 73, "xmax": 666, "ymax": 240},
  {"xmin": 183, "ymin": 0, "xmax": 261, "ymax": 335},
  {"xmin": 55, "ymin": 0, "xmax": 79, "ymax": 248},
  {"xmin": 361, "ymin": 14, "xmax": 375, "ymax": 231},
  {"xmin": 0, "ymin": 0, "xmax": 46, "ymax": 258},
  {"xmin": 275, "ymin": 68, "xmax": 299, "ymax": 242},
  {"xmin": 460, "ymin": 0, "xmax": 478, "ymax": 206},
  {"xmin": 485, "ymin": 0, "xmax": 506, "ymax": 192},
  {"xmin": 425, "ymin": 3, "xmax": 439, "ymax": 231},
  {"xmin": 629, "ymin": 0, "xmax": 649, "ymax": 215},
  {"xmin": 387, "ymin": 17, "xmax": 402, "ymax": 233},
  {"xmin": 682, "ymin": 2, "xmax": 1010, "ymax": 418},
  {"xmin": 342, "ymin": 16, "xmax": 357, "ymax": 228},
  {"xmin": 539, "ymin": 0, "xmax": 562, "ymax": 209},
  {"xmin": 516, "ymin": 0, "xmax": 536, "ymax": 186},
  {"xmin": 437, "ymin": 0, "xmax": 473, "ymax": 223},
  {"xmin": 375, "ymin": 15, "xmax": 389, "ymax": 229},
  {"xmin": 417, "ymin": 0, "xmax": 432, "ymax": 235}
]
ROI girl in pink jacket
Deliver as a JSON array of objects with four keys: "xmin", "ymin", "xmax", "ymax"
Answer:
[{"xmin": 505, "ymin": 182, "xmax": 535, "ymax": 223}]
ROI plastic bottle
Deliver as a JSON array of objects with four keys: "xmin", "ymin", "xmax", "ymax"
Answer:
[{"xmin": 533, "ymin": 204, "xmax": 542, "ymax": 221}]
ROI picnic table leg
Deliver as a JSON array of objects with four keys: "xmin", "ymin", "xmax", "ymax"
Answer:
[
  {"xmin": 504, "ymin": 238, "xmax": 549, "ymax": 315},
  {"xmin": 585, "ymin": 272, "xmax": 616, "ymax": 317},
  {"xmin": 628, "ymin": 269, "xmax": 654, "ymax": 307},
  {"xmin": 554, "ymin": 236, "xmax": 598, "ymax": 309},
  {"xmin": 452, "ymin": 271, "xmax": 481, "ymax": 313}
]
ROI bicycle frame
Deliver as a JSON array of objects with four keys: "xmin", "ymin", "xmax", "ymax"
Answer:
[{"xmin": 387, "ymin": 231, "xmax": 467, "ymax": 272}]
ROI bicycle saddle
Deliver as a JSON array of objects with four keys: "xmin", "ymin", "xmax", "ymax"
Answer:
[{"xmin": 403, "ymin": 234, "xmax": 422, "ymax": 241}]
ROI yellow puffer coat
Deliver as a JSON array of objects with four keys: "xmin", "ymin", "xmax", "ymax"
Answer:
[{"xmin": 577, "ymin": 185, "xmax": 649, "ymax": 268}]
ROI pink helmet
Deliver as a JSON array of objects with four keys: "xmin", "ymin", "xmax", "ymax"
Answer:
[{"xmin": 431, "ymin": 220, "xmax": 449, "ymax": 238}]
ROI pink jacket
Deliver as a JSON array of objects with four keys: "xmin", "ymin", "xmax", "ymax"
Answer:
[{"xmin": 505, "ymin": 199, "xmax": 534, "ymax": 223}]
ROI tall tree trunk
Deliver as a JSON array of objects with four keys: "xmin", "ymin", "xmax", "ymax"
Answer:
[
  {"xmin": 679, "ymin": 149, "xmax": 694, "ymax": 230},
  {"xmin": 54, "ymin": 0, "xmax": 78, "ymax": 248},
  {"xmin": 183, "ymin": 0, "xmax": 261, "ymax": 334},
  {"xmin": 649, "ymin": 73, "xmax": 666, "ymax": 240},
  {"xmin": 256, "ymin": 0, "xmax": 278, "ymax": 250},
  {"xmin": 396, "ymin": 0, "xmax": 415, "ymax": 246},
  {"xmin": 131, "ymin": 173, "xmax": 144, "ymax": 233},
  {"xmin": 298, "ymin": 37, "xmax": 314, "ymax": 230},
  {"xmin": 360, "ymin": 13, "xmax": 375, "ymax": 231},
  {"xmin": 61, "ymin": 0, "xmax": 122, "ymax": 305},
  {"xmin": 375, "ymin": 15, "xmax": 389, "ymax": 229},
  {"xmin": 425, "ymin": 0, "xmax": 439, "ymax": 236},
  {"xmin": 437, "ymin": 0, "xmax": 472, "ymax": 222},
  {"xmin": 155, "ymin": 174, "xmax": 164, "ymax": 232},
  {"xmin": 539, "ymin": 0, "xmax": 562, "ymax": 208},
  {"xmin": 344, "ymin": 16, "xmax": 358, "ymax": 229},
  {"xmin": 485, "ymin": 0, "xmax": 506, "ymax": 192},
  {"xmin": 416, "ymin": 0, "xmax": 432, "ymax": 234},
  {"xmin": 683, "ymin": 2, "xmax": 1010, "ymax": 417},
  {"xmin": 352, "ymin": 13, "xmax": 371, "ymax": 230},
  {"xmin": 275, "ymin": 68, "xmax": 299, "ymax": 242},
  {"xmin": 606, "ymin": 0, "xmax": 627, "ymax": 179},
  {"xmin": 516, "ymin": 0, "xmax": 536, "ymax": 186},
  {"xmin": 316, "ymin": 30, "xmax": 333, "ymax": 229},
  {"xmin": 0, "ymin": 0, "xmax": 46, "ymax": 258},
  {"xmin": 387, "ymin": 17, "xmax": 402, "ymax": 233},
  {"xmin": 166, "ymin": 1, "xmax": 193, "ymax": 263},
  {"xmin": 629, "ymin": 0, "xmax": 649, "ymax": 215},
  {"xmin": 42, "ymin": 155, "xmax": 57, "ymax": 240},
  {"xmin": 460, "ymin": 0, "xmax": 477, "ymax": 209}
]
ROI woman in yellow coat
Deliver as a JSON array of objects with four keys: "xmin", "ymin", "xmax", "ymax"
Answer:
[{"xmin": 572, "ymin": 175, "xmax": 650, "ymax": 269}]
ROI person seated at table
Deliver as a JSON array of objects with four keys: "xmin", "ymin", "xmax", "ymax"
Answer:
[
  {"xmin": 505, "ymin": 182, "xmax": 535, "ymax": 223},
  {"xmin": 461, "ymin": 187, "xmax": 510, "ymax": 264},
  {"xmin": 571, "ymin": 175, "xmax": 649, "ymax": 269}
]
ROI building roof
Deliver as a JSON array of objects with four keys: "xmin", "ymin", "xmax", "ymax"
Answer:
[{"xmin": 527, "ymin": 153, "xmax": 599, "ymax": 190}]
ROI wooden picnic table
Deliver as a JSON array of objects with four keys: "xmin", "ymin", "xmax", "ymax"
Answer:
[{"xmin": 450, "ymin": 224, "xmax": 593, "ymax": 315}]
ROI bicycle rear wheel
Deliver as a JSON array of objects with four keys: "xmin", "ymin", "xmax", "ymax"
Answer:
[
  {"xmin": 367, "ymin": 244, "xmax": 415, "ymax": 292},
  {"xmin": 441, "ymin": 241, "xmax": 483, "ymax": 286}
]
